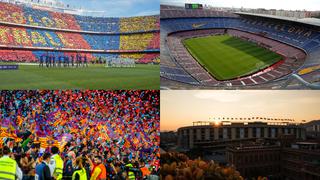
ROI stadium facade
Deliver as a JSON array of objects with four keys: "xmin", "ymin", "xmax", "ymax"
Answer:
[
  {"xmin": 177, "ymin": 121, "xmax": 306, "ymax": 149},
  {"xmin": 160, "ymin": 5, "xmax": 320, "ymax": 89},
  {"xmin": 227, "ymin": 141, "xmax": 320, "ymax": 179},
  {"xmin": 0, "ymin": 1, "xmax": 160, "ymax": 64},
  {"xmin": 177, "ymin": 120, "xmax": 319, "ymax": 179}
]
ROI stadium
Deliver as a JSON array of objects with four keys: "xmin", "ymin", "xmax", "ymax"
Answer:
[
  {"xmin": 160, "ymin": 4, "xmax": 320, "ymax": 89},
  {"xmin": 0, "ymin": 1, "xmax": 160, "ymax": 89},
  {"xmin": 177, "ymin": 120, "xmax": 306, "ymax": 150}
]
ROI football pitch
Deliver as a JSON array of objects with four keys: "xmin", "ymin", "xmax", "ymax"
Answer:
[
  {"xmin": 0, "ymin": 64, "xmax": 159, "ymax": 89},
  {"xmin": 183, "ymin": 35, "xmax": 282, "ymax": 80}
]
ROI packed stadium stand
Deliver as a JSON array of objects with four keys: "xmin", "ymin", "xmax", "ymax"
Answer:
[
  {"xmin": 0, "ymin": 2, "xmax": 160, "ymax": 64},
  {"xmin": 160, "ymin": 5, "xmax": 320, "ymax": 89}
]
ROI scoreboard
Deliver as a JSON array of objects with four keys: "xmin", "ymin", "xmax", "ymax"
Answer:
[{"xmin": 185, "ymin": 3, "xmax": 203, "ymax": 9}]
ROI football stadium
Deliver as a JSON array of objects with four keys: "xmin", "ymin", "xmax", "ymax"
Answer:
[
  {"xmin": 160, "ymin": 4, "xmax": 320, "ymax": 89},
  {"xmin": 0, "ymin": 1, "xmax": 160, "ymax": 89}
]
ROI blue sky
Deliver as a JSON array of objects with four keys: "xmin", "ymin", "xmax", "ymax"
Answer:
[
  {"xmin": 60, "ymin": 0, "xmax": 159, "ymax": 17},
  {"xmin": 161, "ymin": 0, "xmax": 320, "ymax": 11}
]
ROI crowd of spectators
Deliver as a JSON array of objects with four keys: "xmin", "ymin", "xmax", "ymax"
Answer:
[
  {"xmin": 50, "ymin": 11, "xmax": 81, "ymax": 30},
  {"xmin": 75, "ymin": 16, "xmax": 119, "ymax": 33},
  {"xmin": 0, "ymin": 2, "xmax": 26, "ymax": 24},
  {"xmin": 0, "ymin": 50, "xmax": 158, "ymax": 64},
  {"xmin": 0, "ymin": 27, "xmax": 159, "ymax": 51},
  {"xmin": 0, "ymin": 2, "xmax": 159, "ymax": 33},
  {"xmin": 0, "ymin": 2, "xmax": 160, "ymax": 63},
  {"xmin": 0, "ymin": 50, "xmax": 37, "ymax": 62},
  {"xmin": 120, "ymin": 33, "xmax": 159, "ymax": 51},
  {"xmin": 0, "ymin": 90, "xmax": 160, "ymax": 179},
  {"xmin": 119, "ymin": 16, "xmax": 159, "ymax": 33},
  {"xmin": 0, "ymin": 26, "xmax": 32, "ymax": 46}
]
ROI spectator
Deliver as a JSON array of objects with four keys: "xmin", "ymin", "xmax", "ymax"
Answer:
[
  {"xmin": 72, "ymin": 157, "xmax": 87, "ymax": 180},
  {"xmin": 35, "ymin": 152, "xmax": 51, "ymax": 180}
]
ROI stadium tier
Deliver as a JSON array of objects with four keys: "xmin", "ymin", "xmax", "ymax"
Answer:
[
  {"xmin": 0, "ymin": 2, "xmax": 160, "ymax": 63},
  {"xmin": 160, "ymin": 5, "xmax": 320, "ymax": 88}
]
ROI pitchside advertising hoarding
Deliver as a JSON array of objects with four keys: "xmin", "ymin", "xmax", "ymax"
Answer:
[{"xmin": 0, "ymin": 65, "xmax": 19, "ymax": 70}]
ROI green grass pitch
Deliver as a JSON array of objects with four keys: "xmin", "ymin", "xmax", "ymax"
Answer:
[
  {"xmin": 0, "ymin": 64, "xmax": 159, "ymax": 89},
  {"xmin": 183, "ymin": 35, "xmax": 282, "ymax": 80}
]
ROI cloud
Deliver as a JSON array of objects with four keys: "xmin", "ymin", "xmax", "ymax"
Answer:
[{"xmin": 62, "ymin": 0, "xmax": 159, "ymax": 17}]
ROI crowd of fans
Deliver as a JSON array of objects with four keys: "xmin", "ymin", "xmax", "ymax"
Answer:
[
  {"xmin": 124, "ymin": 54, "xmax": 160, "ymax": 64},
  {"xmin": 0, "ymin": 26, "xmax": 159, "ymax": 51},
  {"xmin": 0, "ymin": 49, "xmax": 158, "ymax": 64},
  {"xmin": 161, "ymin": 152, "xmax": 243, "ymax": 180},
  {"xmin": 0, "ymin": 2, "xmax": 26, "ymax": 24},
  {"xmin": 120, "ymin": 33, "xmax": 159, "ymax": 51},
  {"xmin": 0, "ymin": 90, "xmax": 160, "ymax": 179},
  {"xmin": 75, "ymin": 16, "xmax": 120, "ymax": 33},
  {"xmin": 50, "ymin": 11, "xmax": 81, "ymax": 30},
  {"xmin": 119, "ymin": 16, "xmax": 159, "ymax": 33},
  {"xmin": 0, "ymin": 2, "xmax": 159, "ymax": 33},
  {"xmin": 0, "ymin": 26, "xmax": 32, "ymax": 46},
  {"xmin": 0, "ymin": 2, "xmax": 160, "ymax": 63},
  {"xmin": 38, "ymin": 53, "xmax": 90, "ymax": 68},
  {"xmin": 0, "ymin": 50, "xmax": 37, "ymax": 62}
]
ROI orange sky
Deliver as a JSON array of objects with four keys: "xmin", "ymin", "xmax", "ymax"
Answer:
[{"xmin": 161, "ymin": 90, "xmax": 320, "ymax": 131}]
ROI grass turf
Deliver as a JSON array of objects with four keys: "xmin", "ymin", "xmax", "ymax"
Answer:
[
  {"xmin": 183, "ymin": 35, "xmax": 282, "ymax": 80},
  {"xmin": 0, "ymin": 64, "xmax": 159, "ymax": 89}
]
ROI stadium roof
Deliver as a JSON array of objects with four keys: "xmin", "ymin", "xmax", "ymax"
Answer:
[{"xmin": 236, "ymin": 12, "xmax": 320, "ymax": 27}]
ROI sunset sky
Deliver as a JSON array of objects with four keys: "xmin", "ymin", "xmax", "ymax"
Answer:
[{"xmin": 161, "ymin": 90, "xmax": 320, "ymax": 131}]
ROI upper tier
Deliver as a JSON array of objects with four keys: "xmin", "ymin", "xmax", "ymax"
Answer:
[{"xmin": 0, "ymin": 2, "xmax": 160, "ymax": 33}]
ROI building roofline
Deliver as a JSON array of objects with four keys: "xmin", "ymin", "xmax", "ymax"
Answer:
[{"xmin": 235, "ymin": 12, "xmax": 320, "ymax": 27}]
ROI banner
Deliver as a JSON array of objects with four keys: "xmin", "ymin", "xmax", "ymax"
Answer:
[{"xmin": 0, "ymin": 65, "xmax": 19, "ymax": 70}]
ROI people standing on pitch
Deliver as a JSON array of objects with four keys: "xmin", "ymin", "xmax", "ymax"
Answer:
[
  {"xmin": 59, "ymin": 55, "xmax": 63, "ymax": 68},
  {"xmin": 0, "ymin": 146, "xmax": 23, "ymax": 180},
  {"xmin": 99, "ymin": 56, "xmax": 102, "ymax": 64},
  {"xmin": 39, "ymin": 54, "xmax": 44, "ymax": 67},
  {"xmin": 84, "ymin": 55, "xmax": 88, "ymax": 67},
  {"xmin": 62, "ymin": 55, "xmax": 66, "ymax": 68},
  {"xmin": 45, "ymin": 54, "xmax": 49, "ymax": 68},
  {"xmin": 35, "ymin": 152, "xmax": 52, "ymax": 180},
  {"xmin": 55, "ymin": 54, "xmax": 59, "ymax": 67},
  {"xmin": 71, "ymin": 55, "xmax": 75, "ymax": 67},
  {"xmin": 65, "ymin": 56, "xmax": 70, "ymax": 67},
  {"xmin": 51, "ymin": 54, "xmax": 56, "ymax": 67},
  {"xmin": 58, "ymin": 55, "xmax": 62, "ymax": 68},
  {"xmin": 49, "ymin": 146, "xmax": 64, "ymax": 180},
  {"xmin": 48, "ymin": 53, "xmax": 52, "ymax": 67},
  {"xmin": 52, "ymin": 54, "xmax": 55, "ymax": 67},
  {"xmin": 48, "ymin": 54, "xmax": 51, "ymax": 67},
  {"xmin": 76, "ymin": 53, "xmax": 80, "ymax": 68}
]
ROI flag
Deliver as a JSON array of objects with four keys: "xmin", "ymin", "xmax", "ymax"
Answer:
[
  {"xmin": 59, "ymin": 134, "xmax": 72, "ymax": 152},
  {"xmin": 21, "ymin": 138, "xmax": 31, "ymax": 149},
  {"xmin": 17, "ymin": 116, "xmax": 23, "ymax": 127}
]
